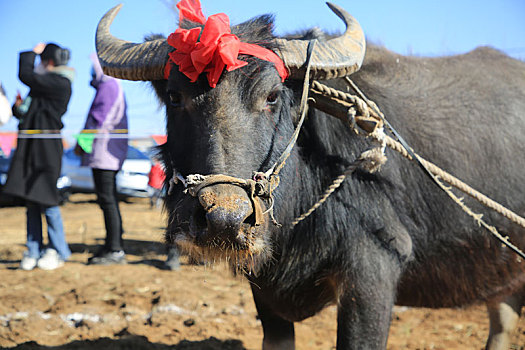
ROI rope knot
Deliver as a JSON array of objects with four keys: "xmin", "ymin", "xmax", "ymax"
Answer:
[
  {"xmin": 358, "ymin": 148, "xmax": 388, "ymax": 173},
  {"xmin": 252, "ymin": 171, "xmax": 271, "ymax": 197}
]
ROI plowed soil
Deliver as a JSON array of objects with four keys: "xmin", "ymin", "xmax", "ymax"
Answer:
[{"xmin": 1, "ymin": 194, "xmax": 524, "ymax": 349}]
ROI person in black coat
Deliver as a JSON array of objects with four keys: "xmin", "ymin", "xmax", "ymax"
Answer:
[{"xmin": 3, "ymin": 43, "xmax": 75, "ymax": 270}]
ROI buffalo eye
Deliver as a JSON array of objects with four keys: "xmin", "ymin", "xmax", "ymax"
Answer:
[
  {"xmin": 168, "ymin": 91, "xmax": 183, "ymax": 108},
  {"xmin": 265, "ymin": 91, "xmax": 279, "ymax": 106}
]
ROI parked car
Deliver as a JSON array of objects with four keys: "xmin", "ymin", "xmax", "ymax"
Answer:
[
  {"xmin": 62, "ymin": 146, "xmax": 152, "ymax": 198},
  {"xmin": 0, "ymin": 151, "xmax": 71, "ymax": 206}
]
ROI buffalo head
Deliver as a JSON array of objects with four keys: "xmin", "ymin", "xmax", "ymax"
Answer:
[{"xmin": 95, "ymin": 3, "xmax": 365, "ymax": 273}]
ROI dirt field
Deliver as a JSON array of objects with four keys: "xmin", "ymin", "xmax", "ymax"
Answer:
[{"xmin": 1, "ymin": 193, "xmax": 524, "ymax": 349}]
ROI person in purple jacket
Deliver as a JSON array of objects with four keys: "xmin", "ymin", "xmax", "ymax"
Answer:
[{"xmin": 77, "ymin": 54, "xmax": 128, "ymax": 265}]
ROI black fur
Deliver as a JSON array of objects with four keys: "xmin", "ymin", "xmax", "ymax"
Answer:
[{"xmin": 148, "ymin": 14, "xmax": 525, "ymax": 349}]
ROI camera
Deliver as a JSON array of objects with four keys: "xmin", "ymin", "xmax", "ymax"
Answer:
[{"xmin": 54, "ymin": 48, "xmax": 70, "ymax": 66}]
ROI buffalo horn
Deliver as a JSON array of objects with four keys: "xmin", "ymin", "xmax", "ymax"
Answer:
[
  {"xmin": 96, "ymin": 3, "xmax": 365, "ymax": 82},
  {"xmin": 95, "ymin": 4, "xmax": 170, "ymax": 81},
  {"xmin": 274, "ymin": 2, "xmax": 366, "ymax": 80}
]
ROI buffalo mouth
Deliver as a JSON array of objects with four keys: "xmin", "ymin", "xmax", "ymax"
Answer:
[{"xmin": 169, "ymin": 184, "xmax": 272, "ymax": 274}]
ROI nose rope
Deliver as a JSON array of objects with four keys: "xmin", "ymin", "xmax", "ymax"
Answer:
[
  {"xmin": 168, "ymin": 40, "xmax": 318, "ymax": 227},
  {"xmin": 169, "ymin": 173, "xmax": 269, "ymax": 226}
]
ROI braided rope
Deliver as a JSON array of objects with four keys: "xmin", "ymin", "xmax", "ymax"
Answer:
[
  {"xmin": 385, "ymin": 137, "xmax": 525, "ymax": 229},
  {"xmin": 311, "ymin": 80, "xmax": 370, "ymax": 118},
  {"xmin": 291, "ymin": 160, "xmax": 363, "ymax": 227}
]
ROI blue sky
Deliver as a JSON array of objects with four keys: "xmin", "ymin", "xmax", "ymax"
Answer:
[{"xmin": 0, "ymin": 0, "xmax": 524, "ymax": 142}]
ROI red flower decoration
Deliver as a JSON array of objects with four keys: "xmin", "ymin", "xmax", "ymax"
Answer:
[{"xmin": 165, "ymin": 0, "xmax": 288, "ymax": 87}]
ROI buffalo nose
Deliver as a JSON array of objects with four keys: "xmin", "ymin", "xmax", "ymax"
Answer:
[{"xmin": 197, "ymin": 184, "xmax": 253, "ymax": 240}]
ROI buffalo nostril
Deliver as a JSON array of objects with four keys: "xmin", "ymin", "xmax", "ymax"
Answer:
[
  {"xmin": 205, "ymin": 206, "xmax": 247, "ymax": 234},
  {"xmin": 205, "ymin": 196, "xmax": 251, "ymax": 227}
]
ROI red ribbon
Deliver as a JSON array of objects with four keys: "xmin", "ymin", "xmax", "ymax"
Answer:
[
  {"xmin": 177, "ymin": 0, "xmax": 206, "ymax": 24},
  {"xmin": 164, "ymin": 0, "xmax": 289, "ymax": 87}
]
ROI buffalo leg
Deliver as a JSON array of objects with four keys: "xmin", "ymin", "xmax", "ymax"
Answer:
[
  {"xmin": 251, "ymin": 285, "xmax": 295, "ymax": 350},
  {"xmin": 486, "ymin": 293, "xmax": 523, "ymax": 350},
  {"xmin": 336, "ymin": 262, "xmax": 400, "ymax": 349}
]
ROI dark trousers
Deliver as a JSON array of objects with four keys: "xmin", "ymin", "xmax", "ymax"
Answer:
[{"xmin": 92, "ymin": 169, "xmax": 123, "ymax": 251}]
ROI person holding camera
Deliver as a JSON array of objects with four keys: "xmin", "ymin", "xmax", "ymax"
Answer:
[{"xmin": 3, "ymin": 43, "xmax": 75, "ymax": 270}]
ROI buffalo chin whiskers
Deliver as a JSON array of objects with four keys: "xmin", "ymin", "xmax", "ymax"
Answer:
[{"xmin": 176, "ymin": 236, "xmax": 271, "ymax": 275}]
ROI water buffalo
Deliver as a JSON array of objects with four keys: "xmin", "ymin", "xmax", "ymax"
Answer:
[{"xmin": 95, "ymin": 2, "xmax": 525, "ymax": 349}]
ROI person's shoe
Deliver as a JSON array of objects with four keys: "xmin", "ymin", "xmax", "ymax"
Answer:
[
  {"xmin": 20, "ymin": 252, "xmax": 38, "ymax": 271},
  {"xmin": 164, "ymin": 247, "xmax": 180, "ymax": 271},
  {"xmin": 87, "ymin": 250, "xmax": 126, "ymax": 265},
  {"xmin": 37, "ymin": 249, "xmax": 64, "ymax": 270}
]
